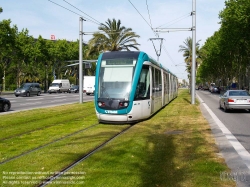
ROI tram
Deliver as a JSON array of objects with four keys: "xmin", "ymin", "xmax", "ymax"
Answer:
[{"xmin": 94, "ymin": 51, "xmax": 178, "ymax": 123}]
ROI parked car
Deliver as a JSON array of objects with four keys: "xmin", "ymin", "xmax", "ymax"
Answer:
[
  {"xmin": 0, "ymin": 97, "xmax": 11, "ymax": 112},
  {"xmin": 211, "ymin": 86, "xmax": 220, "ymax": 93},
  {"xmin": 202, "ymin": 85, "xmax": 209, "ymax": 90},
  {"xmin": 219, "ymin": 90, "xmax": 250, "ymax": 112},
  {"xmin": 68, "ymin": 85, "xmax": 79, "ymax": 93},
  {"xmin": 209, "ymin": 83, "xmax": 215, "ymax": 92},
  {"xmin": 14, "ymin": 83, "xmax": 41, "ymax": 97}
]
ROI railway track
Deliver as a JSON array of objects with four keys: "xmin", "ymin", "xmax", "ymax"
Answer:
[
  {"xmin": 0, "ymin": 123, "xmax": 99, "ymax": 165},
  {"xmin": 37, "ymin": 124, "xmax": 133, "ymax": 187}
]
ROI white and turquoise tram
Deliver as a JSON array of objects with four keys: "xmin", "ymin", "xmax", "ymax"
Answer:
[{"xmin": 94, "ymin": 51, "xmax": 178, "ymax": 123}]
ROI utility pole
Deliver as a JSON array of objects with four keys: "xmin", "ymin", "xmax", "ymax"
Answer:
[
  {"xmin": 153, "ymin": 0, "xmax": 196, "ymax": 105},
  {"xmin": 79, "ymin": 17, "xmax": 86, "ymax": 103},
  {"xmin": 191, "ymin": 0, "xmax": 196, "ymax": 104}
]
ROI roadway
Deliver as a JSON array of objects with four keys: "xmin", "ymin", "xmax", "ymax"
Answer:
[
  {"xmin": 197, "ymin": 89, "xmax": 250, "ymax": 187},
  {"xmin": 0, "ymin": 92, "xmax": 94, "ymax": 115},
  {"xmin": 197, "ymin": 90, "xmax": 250, "ymax": 153}
]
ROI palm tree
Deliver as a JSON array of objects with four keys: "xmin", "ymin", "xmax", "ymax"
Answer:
[
  {"xmin": 179, "ymin": 37, "xmax": 201, "ymax": 90},
  {"xmin": 88, "ymin": 18, "xmax": 140, "ymax": 53},
  {"xmin": 178, "ymin": 37, "xmax": 201, "ymax": 75},
  {"xmin": 0, "ymin": 7, "xmax": 3, "ymax": 13}
]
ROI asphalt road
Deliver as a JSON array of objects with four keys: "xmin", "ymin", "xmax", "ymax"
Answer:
[
  {"xmin": 197, "ymin": 90, "xmax": 250, "ymax": 187},
  {"xmin": 0, "ymin": 92, "xmax": 94, "ymax": 115},
  {"xmin": 197, "ymin": 90, "xmax": 250, "ymax": 153}
]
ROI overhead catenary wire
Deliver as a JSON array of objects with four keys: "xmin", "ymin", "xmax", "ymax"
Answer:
[
  {"xmin": 48, "ymin": 0, "xmax": 100, "ymax": 25},
  {"xmin": 128, "ymin": 0, "xmax": 153, "ymax": 31},
  {"xmin": 162, "ymin": 45, "xmax": 185, "ymax": 75},
  {"xmin": 48, "ymin": 0, "xmax": 82, "ymax": 17},
  {"xmin": 128, "ymin": 0, "xmax": 188, "ymax": 77},
  {"xmin": 83, "ymin": 31, "xmax": 131, "ymax": 35},
  {"xmin": 146, "ymin": 0, "xmax": 153, "ymax": 29},
  {"xmin": 155, "ymin": 13, "xmax": 191, "ymax": 29},
  {"xmin": 62, "ymin": 0, "xmax": 101, "ymax": 25},
  {"xmin": 49, "ymin": 0, "xmax": 187, "ymax": 78},
  {"xmin": 48, "ymin": 0, "xmax": 133, "ymax": 35}
]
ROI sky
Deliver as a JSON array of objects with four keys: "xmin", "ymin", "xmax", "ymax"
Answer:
[{"xmin": 0, "ymin": 0, "xmax": 226, "ymax": 81}]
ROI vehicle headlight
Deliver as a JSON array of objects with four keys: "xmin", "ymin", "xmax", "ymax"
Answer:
[
  {"xmin": 21, "ymin": 90, "xmax": 26, "ymax": 93},
  {"xmin": 98, "ymin": 102, "xmax": 105, "ymax": 107},
  {"xmin": 119, "ymin": 102, "xmax": 129, "ymax": 108}
]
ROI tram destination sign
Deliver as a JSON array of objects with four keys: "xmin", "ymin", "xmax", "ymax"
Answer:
[{"xmin": 106, "ymin": 58, "xmax": 134, "ymax": 65}]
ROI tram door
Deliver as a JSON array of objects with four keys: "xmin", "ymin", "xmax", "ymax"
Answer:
[
  {"xmin": 134, "ymin": 65, "xmax": 151, "ymax": 119},
  {"xmin": 151, "ymin": 67, "xmax": 162, "ymax": 114}
]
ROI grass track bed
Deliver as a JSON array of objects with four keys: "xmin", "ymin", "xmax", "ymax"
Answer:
[
  {"xmin": 0, "ymin": 122, "xmax": 98, "ymax": 164},
  {"xmin": 0, "ymin": 91, "xmax": 236, "ymax": 187},
  {"xmin": 50, "ymin": 90, "xmax": 235, "ymax": 187},
  {"xmin": 0, "ymin": 124, "xmax": 130, "ymax": 186},
  {"xmin": 0, "ymin": 103, "xmax": 95, "ymax": 140}
]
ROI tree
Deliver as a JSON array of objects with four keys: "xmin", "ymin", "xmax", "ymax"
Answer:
[
  {"xmin": 0, "ymin": 7, "xmax": 3, "ymax": 13},
  {"xmin": 178, "ymin": 37, "xmax": 201, "ymax": 75},
  {"xmin": 219, "ymin": 0, "xmax": 250, "ymax": 88},
  {"xmin": 88, "ymin": 18, "xmax": 140, "ymax": 53},
  {"xmin": 11, "ymin": 28, "xmax": 35, "ymax": 86},
  {"xmin": 0, "ymin": 19, "xmax": 16, "ymax": 91},
  {"xmin": 0, "ymin": 18, "xmax": 100, "ymax": 90},
  {"xmin": 198, "ymin": 0, "xmax": 250, "ymax": 89}
]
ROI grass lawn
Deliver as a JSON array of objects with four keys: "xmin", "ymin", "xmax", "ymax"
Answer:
[
  {"xmin": 0, "ymin": 89, "xmax": 236, "ymax": 187},
  {"xmin": 51, "ymin": 90, "xmax": 235, "ymax": 187}
]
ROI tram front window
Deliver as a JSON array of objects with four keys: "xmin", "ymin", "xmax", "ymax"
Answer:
[{"xmin": 98, "ymin": 59, "xmax": 136, "ymax": 99}]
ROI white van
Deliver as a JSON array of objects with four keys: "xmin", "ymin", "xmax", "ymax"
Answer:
[
  {"xmin": 48, "ymin": 79, "xmax": 70, "ymax": 94},
  {"xmin": 83, "ymin": 76, "xmax": 95, "ymax": 95}
]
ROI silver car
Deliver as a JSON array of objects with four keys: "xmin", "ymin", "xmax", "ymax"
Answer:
[{"xmin": 219, "ymin": 90, "xmax": 250, "ymax": 112}]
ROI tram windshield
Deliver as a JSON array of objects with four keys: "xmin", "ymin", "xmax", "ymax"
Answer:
[{"xmin": 98, "ymin": 59, "xmax": 136, "ymax": 99}]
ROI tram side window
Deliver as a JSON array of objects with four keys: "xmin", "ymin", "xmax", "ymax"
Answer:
[
  {"xmin": 134, "ymin": 66, "xmax": 150, "ymax": 100},
  {"xmin": 153, "ymin": 68, "xmax": 161, "ymax": 92},
  {"xmin": 158, "ymin": 69, "xmax": 162, "ymax": 91},
  {"xmin": 164, "ymin": 73, "xmax": 168, "ymax": 94}
]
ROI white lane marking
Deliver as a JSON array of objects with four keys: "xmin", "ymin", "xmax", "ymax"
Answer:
[
  {"xmin": 9, "ymin": 100, "xmax": 17, "ymax": 102},
  {"xmin": 50, "ymin": 99, "xmax": 67, "ymax": 102},
  {"xmin": 26, "ymin": 98, "xmax": 44, "ymax": 101},
  {"xmin": 53, "ymin": 96, "xmax": 67, "ymax": 99},
  {"xmin": 197, "ymin": 94, "xmax": 250, "ymax": 170},
  {"xmin": 20, "ymin": 102, "xmax": 42, "ymax": 106}
]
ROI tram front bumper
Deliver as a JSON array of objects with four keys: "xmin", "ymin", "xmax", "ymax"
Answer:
[{"xmin": 98, "ymin": 113, "xmax": 128, "ymax": 122}]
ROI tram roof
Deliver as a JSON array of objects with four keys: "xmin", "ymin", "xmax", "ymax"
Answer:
[
  {"xmin": 141, "ymin": 52, "xmax": 177, "ymax": 78},
  {"xmin": 101, "ymin": 51, "xmax": 177, "ymax": 78}
]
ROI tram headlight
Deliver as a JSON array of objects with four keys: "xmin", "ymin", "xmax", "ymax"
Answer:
[
  {"xmin": 119, "ymin": 102, "xmax": 129, "ymax": 108},
  {"xmin": 98, "ymin": 101, "xmax": 105, "ymax": 107}
]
